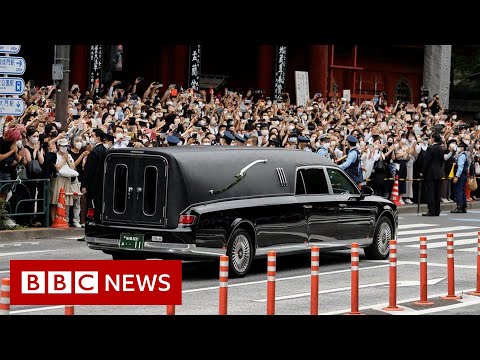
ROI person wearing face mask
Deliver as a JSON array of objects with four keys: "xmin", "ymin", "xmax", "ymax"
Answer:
[
  {"xmin": 339, "ymin": 135, "xmax": 363, "ymax": 185},
  {"xmin": 68, "ymin": 135, "xmax": 89, "ymax": 228},
  {"xmin": 441, "ymin": 140, "xmax": 457, "ymax": 203},
  {"xmin": 81, "ymin": 129, "xmax": 106, "ymax": 221},
  {"xmin": 392, "ymin": 136, "xmax": 411, "ymax": 205},
  {"xmin": 23, "ymin": 127, "xmax": 46, "ymax": 226},
  {"xmin": 420, "ymin": 134, "xmax": 444, "ymax": 216},
  {"xmin": 316, "ymin": 134, "xmax": 333, "ymax": 161},
  {"xmin": 50, "ymin": 138, "xmax": 76, "ymax": 225},
  {"xmin": 113, "ymin": 127, "xmax": 130, "ymax": 149},
  {"xmin": 451, "ymin": 141, "xmax": 469, "ymax": 213}
]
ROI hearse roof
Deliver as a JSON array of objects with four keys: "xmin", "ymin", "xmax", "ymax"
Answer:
[{"xmin": 108, "ymin": 147, "xmax": 336, "ymax": 204}]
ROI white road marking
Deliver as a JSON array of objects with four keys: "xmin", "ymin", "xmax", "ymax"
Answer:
[
  {"xmin": 397, "ymin": 260, "xmax": 476, "ymax": 269},
  {"xmin": 447, "ymin": 218, "xmax": 480, "ymax": 222},
  {"xmin": 0, "ymin": 242, "xmax": 39, "ymax": 248},
  {"xmin": 405, "ymin": 237, "xmax": 480, "ymax": 249},
  {"xmin": 0, "ymin": 270, "xmax": 10, "ymax": 273},
  {"xmin": 0, "ymin": 250, "xmax": 60, "ymax": 257},
  {"xmin": 10, "ymin": 305, "xmax": 65, "ymax": 314},
  {"xmin": 321, "ymin": 288, "xmax": 477, "ymax": 315},
  {"xmin": 397, "ymin": 223, "xmax": 436, "ymax": 230},
  {"xmin": 398, "ymin": 226, "xmax": 476, "ymax": 236},
  {"xmin": 457, "ymin": 248, "xmax": 479, "ymax": 253},
  {"xmin": 397, "ymin": 231, "xmax": 480, "ymax": 244},
  {"xmin": 251, "ymin": 277, "xmax": 445, "ymax": 302}
]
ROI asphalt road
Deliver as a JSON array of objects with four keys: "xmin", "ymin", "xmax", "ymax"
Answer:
[{"xmin": 1, "ymin": 210, "xmax": 480, "ymax": 315}]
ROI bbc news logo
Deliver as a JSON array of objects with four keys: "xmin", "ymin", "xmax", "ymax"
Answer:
[{"xmin": 10, "ymin": 260, "xmax": 182, "ymax": 305}]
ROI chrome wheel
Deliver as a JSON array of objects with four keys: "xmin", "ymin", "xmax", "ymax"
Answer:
[
  {"xmin": 376, "ymin": 222, "xmax": 392, "ymax": 256},
  {"xmin": 231, "ymin": 234, "xmax": 251, "ymax": 274}
]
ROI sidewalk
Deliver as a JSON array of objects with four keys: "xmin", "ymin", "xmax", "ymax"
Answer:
[{"xmin": 0, "ymin": 201, "xmax": 479, "ymax": 242}]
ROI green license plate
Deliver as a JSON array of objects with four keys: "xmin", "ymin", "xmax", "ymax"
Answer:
[{"xmin": 119, "ymin": 233, "xmax": 145, "ymax": 249}]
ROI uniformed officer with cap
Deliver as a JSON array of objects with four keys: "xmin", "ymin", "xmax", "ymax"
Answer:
[
  {"xmin": 223, "ymin": 131, "xmax": 236, "ymax": 146},
  {"xmin": 166, "ymin": 135, "xmax": 180, "ymax": 146},
  {"xmin": 298, "ymin": 136, "xmax": 312, "ymax": 151},
  {"xmin": 234, "ymin": 133, "xmax": 246, "ymax": 146},
  {"xmin": 340, "ymin": 135, "xmax": 363, "ymax": 184},
  {"xmin": 451, "ymin": 140, "xmax": 469, "ymax": 213},
  {"xmin": 317, "ymin": 133, "xmax": 332, "ymax": 160}
]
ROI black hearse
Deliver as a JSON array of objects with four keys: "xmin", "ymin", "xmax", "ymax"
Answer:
[{"xmin": 86, "ymin": 147, "xmax": 398, "ymax": 276}]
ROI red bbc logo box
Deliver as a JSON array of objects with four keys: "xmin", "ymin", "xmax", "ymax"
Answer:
[{"xmin": 9, "ymin": 260, "xmax": 182, "ymax": 305}]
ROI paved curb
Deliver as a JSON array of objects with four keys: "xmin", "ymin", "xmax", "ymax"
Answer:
[
  {"xmin": 0, "ymin": 228, "xmax": 84, "ymax": 242},
  {"xmin": 0, "ymin": 201, "xmax": 479, "ymax": 242},
  {"xmin": 397, "ymin": 200, "xmax": 480, "ymax": 214}
]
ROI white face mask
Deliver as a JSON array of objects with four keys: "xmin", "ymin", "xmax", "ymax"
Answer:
[
  {"xmin": 315, "ymin": 141, "xmax": 321, "ymax": 148},
  {"xmin": 59, "ymin": 146, "xmax": 68, "ymax": 153},
  {"xmin": 116, "ymin": 133, "xmax": 123, "ymax": 140},
  {"xmin": 434, "ymin": 115, "xmax": 440, "ymax": 120},
  {"xmin": 82, "ymin": 140, "xmax": 87, "ymax": 147},
  {"xmin": 90, "ymin": 137, "xmax": 97, "ymax": 145},
  {"xmin": 452, "ymin": 115, "xmax": 457, "ymax": 120},
  {"xmin": 464, "ymin": 140, "xmax": 470, "ymax": 145},
  {"xmin": 109, "ymin": 109, "xmax": 115, "ymax": 115},
  {"xmin": 324, "ymin": 142, "xmax": 330, "ymax": 148},
  {"xmin": 450, "ymin": 143, "xmax": 457, "ymax": 151},
  {"xmin": 198, "ymin": 120, "xmax": 206, "ymax": 126},
  {"xmin": 289, "ymin": 137, "xmax": 297, "ymax": 143},
  {"xmin": 103, "ymin": 143, "xmax": 111, "ymax": 149},
  {"xmin": 409, "ymin": 137, "xmax": 415, "ymax": 142},
  {"xmin": 366, "ymin": 110, "xmax": 372, "ymax": 116},
  {"xmin": 322, "ymin": 113, "xmax": 328, "ymax": 118},
  {"xmin": 30, "ymin": 137, "xmax": 39, "ymax": 144},
  {"xmin": 16, "ymin": 140, "xmax": 23, "ymax": 149},
  {"xmin": 414, "ymin": 115, "xmax": 419, "ymax": 120},
  {"xmin": 219, "ymin": 131, "xmax": 225, "ymax": 137},
  {"xmin": 361, "ymin": 114, "xmax": 366, "ymax": 119},
  {"xmin": 210, "ymin": 120, "xmax": 217, "ymax": 126},
  {"xmin": 74, "ymin": 142, "xmax": 82, "ymax": 150},
  {"xmin": 261, "ymin": 130, "xmax": 269, "ymax": 136},
  {"xmin": 421, "ymin": 144, "xmax": 428, "ymax": 150},
  {"xmin": 151, "ymin": 115, "xmax": 157, "ymax": 121},
  {"xmin": 301, "ymin": 114, "xmax": 308, "ymax": 121},
  {"xmin": 86, "ymin": 104, "xmax": 93, "ymax": 109}
]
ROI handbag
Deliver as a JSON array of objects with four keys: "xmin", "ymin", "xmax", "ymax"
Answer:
[
  {"xmin": 58, "ymin": 163, "xmax": 79, "ymax": 178},
  {"xmin": 27, "ymin": 159, "xmax": 43, "ymax": 176},
  {"xmin": 468, "ymin": 177, "xmax": 478, "ymax": 192},
  {"xmin": 17, "ymin": 164, "xmax": 28, "ymax": 180},
  {"xmin": 448, "ymin": 163, "xmax": 455, "ymax": 179}
]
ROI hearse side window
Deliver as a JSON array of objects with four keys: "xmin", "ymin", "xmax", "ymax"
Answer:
[
  {"xmin": 113, "ymin": 164, "xmax": 128, "ymax": 214},
  {"xmin": 143, "ymin": 166, "xmax": 158, "ymax": 216},
  {"xmin": 295, "ymin": 170, "xmax": 306, "ymax": 195},
  {"xmin": 327, "ymin": 168, "xmax": 358, "ymax": 195},
  {"xmin": 299, "ymin": 168, "xmax": 329, "ymax": 195}
]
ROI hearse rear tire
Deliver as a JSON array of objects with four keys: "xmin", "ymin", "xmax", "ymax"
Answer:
[
  {"xmin": 227, "ymin": 229, "xmax": 253, "ymax": 278},
  {"xmin": 364, "ymin": 217, "xmax": 392, "ymax": 260},
  {"xmin": 111, "ymin": 252, "xmax": 146, "ymax": 260}
]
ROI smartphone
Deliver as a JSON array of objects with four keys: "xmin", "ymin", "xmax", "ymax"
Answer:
[
  {"xmin": 372, "ymin": 95, "xmax": 379, "ymax": 104},
  {"xmin": 171, "ymin": 88, "xmax": 178, "ymax": 97},
  {"xmin": 72, "ymin": 114, "xmax": 81, "ymax": 120}
]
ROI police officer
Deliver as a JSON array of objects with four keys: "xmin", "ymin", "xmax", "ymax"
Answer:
[
  {"xmin": 316, "ymin": 134, "xmax": 332, "ymax": 160},
  {"xmin": 451, "ymin": 141, "xmax": 469, "ymax": 213},
  {"xmin": 340, "ymin": 135, "xmax": 363, "ymax": 184},
  {"xmin": 166, "ymin": 135, "xmax": 180, "ymax": 146}
]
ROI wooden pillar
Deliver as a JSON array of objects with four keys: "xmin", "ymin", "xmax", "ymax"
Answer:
[
  {"xmin": 257, "ymin": 45, "xmax": 274, "ymax": 97},
  {"xmin": 70, "ymin": 44, "xmax": 89, "ymax": 92},
  {"xmin": 173, "ymin": 45, "xmax": 189, "ymax": 88},
  {"xmin": 309, "ymin": 45, "xmax": 328, "ymax": 98}
]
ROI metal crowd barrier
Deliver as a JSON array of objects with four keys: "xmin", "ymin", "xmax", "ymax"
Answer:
[{"xmin": 0, "ymin": 179, "xmax": 51, "ymax": 227}]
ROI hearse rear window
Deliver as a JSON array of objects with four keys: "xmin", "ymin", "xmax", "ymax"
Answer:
[
  {"xmin": 143, "ymin": 166, "xmax": 158, "ymax": 216},
  {"xmin": 296, "ymin": 168, "xmax": 329, "ymax": 195},
  {"xmin": 113, "ymin": 164, "xmax": 128, "ymax": 214}
]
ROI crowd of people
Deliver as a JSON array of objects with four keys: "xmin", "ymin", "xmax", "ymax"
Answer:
[{"xmin": 1, "ymin": 77, "xmax": 479, "ymax": 227}]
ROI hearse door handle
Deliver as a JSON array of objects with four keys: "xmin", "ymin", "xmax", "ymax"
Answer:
[
  {"xmin": 303, "ymin": 204, "xmax": 312, "ymax": 209},
  {"xmin": 338, "ymin": 204, "xmax": 347, "ymax": 209},
  {"xmin": 127, "ymin": 187, "xmax": 133, "ymax": 200},
  {"xmin": 136, "ymin": 187, "xmax": 143, "ymax": 200}
]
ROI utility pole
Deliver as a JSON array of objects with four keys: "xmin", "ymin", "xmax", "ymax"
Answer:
[{"xmin": 53, "ymin": 45, "xmax": 70, "ymax": 132}]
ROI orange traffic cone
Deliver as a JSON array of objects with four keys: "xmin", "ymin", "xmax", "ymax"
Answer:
[
  {"xmin": 390, "ymin": 175, "xmax": 402, "ymax": 206},
  {"xmin": 51, "ymin": 188, "xmax": 69, "ymax": 228}
]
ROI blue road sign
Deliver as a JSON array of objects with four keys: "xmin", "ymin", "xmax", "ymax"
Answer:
[
  {"xmin": 0, "ymin": 45, "xmax": 21, "ymax": 54},
  {"xmin": 0, "ymin": 78, "xmax": 25, "ymax": 95},
  {"xmin": 0, "ymin": 56, "xmax": 26, "ymax": 75},
  {"xmin": 0, "ymin": 98, "xmax": 26, "ymax": 116}
]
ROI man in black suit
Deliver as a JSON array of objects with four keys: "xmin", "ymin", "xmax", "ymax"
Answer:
[
  {"xmin": 421, "ymin": 133, "xmax": 444, "ymax": 216},
  {"xmin": 81, "ymin": 129, "xmax": 106, "ymax": 215}
]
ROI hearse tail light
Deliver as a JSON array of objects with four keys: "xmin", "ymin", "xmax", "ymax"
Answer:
[
  {"xmin": 87, "ymin": 208, "xmax": 95, "ymax": 218},
  {"xmin": 179, "ymin": 215, "xmax": 196, "ymax": 225}
]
